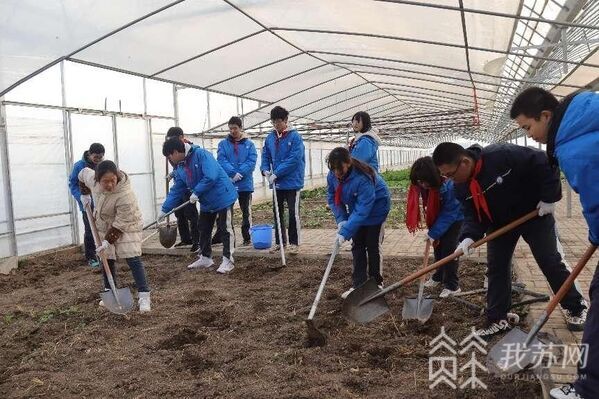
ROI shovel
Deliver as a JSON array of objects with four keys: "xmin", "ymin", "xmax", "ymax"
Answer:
[
  {"xmin": 487, "ymin": 244, "xmax": 597, "ymax": 376},
  {"xmin": 402, "ymin": 240, "xmax": 434, "ymax": 323},
  {"xmin": 305, "ymin": 239, "xmax": 340, "ymax": 347},
  {"xmin": 343, "ymin": 209, "xmax": 538, "ymax": 324},
  {"xmin": 84, "ymin": 203, "xmax": 134, "ymax": 315},
  {"xmin": 270, "ymin": 175, "xmax": 286, "ymax": 269},
  {"xmin": 142, "ymin": 200, "xmax": 192, "ymax": 248}
]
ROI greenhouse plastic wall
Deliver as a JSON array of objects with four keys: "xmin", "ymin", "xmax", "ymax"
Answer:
[{"xmin": 0, "ymin": 61, "xmax": 422, "ymax": 258}]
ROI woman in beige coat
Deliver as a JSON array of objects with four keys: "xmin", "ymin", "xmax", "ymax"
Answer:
[{"xmin": 79, "ymin": 160, "xmax": 151, "ymax": 312}]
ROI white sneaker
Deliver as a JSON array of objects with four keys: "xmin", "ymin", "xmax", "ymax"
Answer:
[
  {"xmin": 138, "ymin": 292, "xmax": 151, "ymax": 313},
  {"xmin": 288, "ymin": 244, "xmax": 299, "ymax": 255},
  {"xmin": 439, "ymin": 287, "xmax": 461, "ymax": 298},
  {"xmin": 187, "ymin": 255, "xmax": 214, "ymax": 269},
  {"xmin": 216, "ymin": 257, "xmax": 234, "ymax": 274},
  {"xmin": 550, "ymin": 384, "xmax": 581, "ymax": 399},
  {"xmin": 341, "ymin": 288, "xmax": 355, "ymax": 299},
  {"xmin": 269, "ymin": 245, "xmax": 284, "ymax": 254},
  {"xmin": 99, "ymin": 289, "xmax": 109, "ymax": 307},
  {"xmin": 507, "ymin": 312, "xmax": 520, "ymax": 325},
  {"xmin": 424, "ymin": 278, "xmax": 440, "ymax": 288},
  {"xmin": 484, "ymin": 275, "xmax": 488, "ymax": 289}
]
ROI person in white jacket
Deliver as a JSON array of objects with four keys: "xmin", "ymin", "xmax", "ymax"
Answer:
[{"xmin": 79, "ymin": 160, "xmax": 151, "ymax": 312}]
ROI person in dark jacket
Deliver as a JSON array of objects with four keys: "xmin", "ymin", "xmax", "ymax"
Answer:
[
  {"xmin": 165, "ymin": 127, "xmax": 200, "ymax": 253},
  {"xmin": 349, "ymin": 111, "xmax": 382, "ymax": 172},
  {"xmin": 260, "ymin": 106, "xmax": 305, "ymax": 255},
  {"xmin": 511, "ymin": 87, "xmax": 599, "ymax": 399},
  {"xmin": 213, "ymin": 116, "xmax": 257, "ymax": 246},
  {"xmin": 432, "ymin": 142, "xmax": 587, "ymax": 339},
  {"xmin": 406, "ymin": 156, "xmax": 464, "ymax": 297},
  {"xmin": 326, "ymin": 147, "xmax": 391, "ymax": 299},
  {"xmin": 160, "ymin": 138, "xmax": 238, "ymax": 274},
  {"xmin": 68, "ymin": 142, "xmax": 105, "ymax": 268}
]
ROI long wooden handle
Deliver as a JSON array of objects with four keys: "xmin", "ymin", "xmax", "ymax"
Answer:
[
  {"xmin": 420, "ymin": 239, "xmax": 432, "ymax": 282},
  {"xmin": 307, "ymin": 240, "xmax": 340, "ymax": 320},
  {"xmin": 84, "ymin": 203, "xmax": 118, "ymax": 293}
]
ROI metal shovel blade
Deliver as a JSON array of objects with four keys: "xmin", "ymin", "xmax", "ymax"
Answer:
[
  {"xmin": 486, "ymin": 327, "xmax": 545, "ymax": 376},
  {"xmin": 101, "ymin": 288, "xmax": 135, "ymax": 315},
  {"xmin": 158, "ymin": 225, "xmax": 178, "ymax": 248},
  {"xmin": 305, "ymin": 319, "xmax": 327, "ymax": 347},
  {"xmin": 342, "ymin": 279, "xmax": 390, "ymax": 324},
  {"xmin": 402, "ymin": 296, "xmax": 434, "ymax": 323}
]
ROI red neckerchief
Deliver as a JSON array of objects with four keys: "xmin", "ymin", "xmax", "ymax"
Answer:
[
  {"xmin": 228, "ymin": 135, "xmax": 240, "ymax": 155},
  {"xmin": 334, "ymin": 170, "xmax": 349, "ymax": 207},
  {"xmin": 405, "ymin": 184, "xmax": 441, "ymax": 233},
  {"xmin": 183, "ymin": 150, "xmax": 193, "ymax": 182},
  {"xmin": 470, "ymin": 158, "xmax": 493, "ymax": 222},
  {"xmin": 275, "ymin": 130, "xmax": 288, "ymax": 151}
]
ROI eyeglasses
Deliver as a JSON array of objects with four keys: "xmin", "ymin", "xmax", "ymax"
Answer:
[{"xmin": 441, "ymin": 159, "xmax": 463, "ymax": 179}]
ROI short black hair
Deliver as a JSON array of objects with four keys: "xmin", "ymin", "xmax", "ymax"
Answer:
[
  {"xmin": 352, "ymin": 111, "xmax": 372, "ymax": 133},
  {"xmin": 409, "ymin": 156, "xmax": 442, "ymax": 188},
  {"xmin": 270, "ymin": 106, "xmax": 289, "ymax": 121},
  {"xmin": 162, "ymin": 137, "xmax": 185, "ymax": 157},
  {"xmin": 228, "ymin": 116, "xmax": 243, "ymax": 128},
  {"xmin": 95, "ymin": 160, "xmax": 118, "ymax": 181},
  {"xmin": 89, "ymin": 143, "xmax": 105, "ymax": 155},
  {"xmin": 510, "ymin": 87, "xmax": 559, "ymax": 120},
  {"xmin": 432, "ymin": 142, "xmax": 468, "ymax": 166},
  {"xmin": 166, "ymin": 126, "xmax": 184, "ymax": 138}
]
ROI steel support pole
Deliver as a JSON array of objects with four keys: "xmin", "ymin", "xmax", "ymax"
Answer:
[{"xmin": 0, "ymin": 97, "xmax": 17, "ymax": 256}]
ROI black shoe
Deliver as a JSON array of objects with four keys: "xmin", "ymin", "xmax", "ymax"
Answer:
[
  {"xmin": 174, "ymin": 241, "xmax": 192, "ymax": 248},
  {"xmin": 474, "ymin": 319, "xmax": 513, "ymax": 339},
  {"xmin": 190, "ymin": 243, "xmax": 200, "ymax": 253}
]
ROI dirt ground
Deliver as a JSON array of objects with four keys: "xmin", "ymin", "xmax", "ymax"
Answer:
[{"xmin": 0, "ymin": 250, "xmax": 541, "ymax": 398}]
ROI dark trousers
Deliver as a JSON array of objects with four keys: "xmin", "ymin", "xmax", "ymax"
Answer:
[
  {"xmin": 351, "ymin": 223, "xmax": 384, "ymax": 287},
  {"xmin": 273, "ymin": 189, "xmax": 300, "ymax": 246},
  {"xmin": 103, "ymin": 256, "xmax": 150, "ymax": 292},
  {"xmin": 174, "ymin": 197, "xmax": 199, "ymax": 244},
  {"xmin": 199, "ymin": 207, "xmax": 235, "ymax": 260},
  {"xmin": 575, "ymin": 259, "xmax": 599, "ymax": 398},
  {"xmin": 81, "ymin": 211, "xmax": 96, "ymax": 261},
  {"xmin": 213, "ymin": 192, "xmax": 253, "ymax": 243},
  {"xmin": 486, "ymin": 214, "xmax": 586, "ymax": 322},
  {"xmin": 431, "ymin": 221, "xmax": 462, "ymax": 291}
]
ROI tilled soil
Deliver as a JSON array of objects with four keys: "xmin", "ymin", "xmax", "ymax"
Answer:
[{"xmin": 0, "ymin": 250, "xmax": 540, "ymax": 398}]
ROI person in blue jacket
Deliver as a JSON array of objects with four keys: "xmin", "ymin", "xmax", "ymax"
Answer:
[
  {"xmin": 260, "ymin": 106, "xmax": 305, "ymax": 255},
  {"xmin": 511, "ymin": 87, "xmax": 599, "ymax": 399},
  {"xmin": 160, "ymin": 138, "xmax": 238, "ymax": 274},
  {"xmin": 68, "ymin": 142, "xmax": 105, "ymax": 268},
  {"xmin": 349, "ymin": 111, "xmax": 381, "ymax": 172},
  {"xmin": 406, "ymin": 156, "xmax": 464, "ymax": 298},
  {"xmin": 326, "ymin": 147, "xmax": 391, "ymax": 299},
  {"xmin": 214, "ymin": 116, "xmax": 257, "ymax": 246}
]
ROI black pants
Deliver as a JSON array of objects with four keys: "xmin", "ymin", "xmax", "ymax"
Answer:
[
  {"xmin": 199, "ymin": 207, "xmax": 235, "ymax": 260},
  {"xmin": 81, "ymin": 211, "xmax": 96, "ymax": 261},
  {"xmin": 486, "ymin": 214, "xmax": 586, "ymax": 322},
  {"xmin": 575, "ymin": 259, "xmax": 599, "ymax": 398},
  {"xmin": 273, "ymin": 189, "xmax": 301, "ymax": 246},
  {"xmin": 351, "ymin": 223, "xmax": 384, "ymax": 287},
  {"xmin": 174, "ymin": 192, "xmax": 199, "ymax": 244},
  {"xmin": 213, "ymin": 192, "xmax": 252, "ymax": 243},
  {"xmin": 431, "ymin": 221, "xmax": 462, "ymax": 291}
]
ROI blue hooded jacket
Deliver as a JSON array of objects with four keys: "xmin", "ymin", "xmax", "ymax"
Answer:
[
  {"xmin": 350, "ymin": 130, "xmax": 381, "ymax": 172},
  {"xmin": 260, "ymin": 128, "xmax": 305, "ymax": 190},
  {"xmin": 327, "ymin": 167, "xmax": 391, "ymax": 240},
  {"xmin": 68, "ymin": 151, "xmax": 95, "ymax": 211},
  {"xmin": 426, "ymin": 180, "xmax": 464, "ymax": 240},
  {"xmin": 553, "ymin": 91, "xmax": 599, "ymax": 245},
  {"xmin": 217, "ymin": 135, "xmax": 257, "ymax": 193},
  {"xmin": 162, "ymin": 145, "xmax": 238, "ymax": 213}
]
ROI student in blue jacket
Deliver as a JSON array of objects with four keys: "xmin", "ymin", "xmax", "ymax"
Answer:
[
  {"xmin": 160, "ymin": 138, "xmax": 238, "ymax": 274},
  {"xmin": 406, "ymin": 156, "xmax": 464, "ymax": 298},
  {"xmin": 326, "ymin": 147, "xmax": 391, "ymax": 299},
  {"xmin": 215, "ymin": 116, "xmax": 257, "ymax": 246},
  {"xmin": 349, "ymin": 111, "xmax": 381, "ymax": 172},
  {"xmin": 511, "ymin": 87, "xmax": 599, "ymax": 399},
  {"xmin": 260, "ymin": 106, "xmax": 305, "ymax": 255},
  {"xmin": 68, "ymin": 142, "xmax": 105, "ymax": 268}
]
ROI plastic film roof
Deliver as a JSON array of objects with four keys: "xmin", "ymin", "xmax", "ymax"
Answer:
[{"xmin": 1, "ymin": 0, "xmax": 598, "ymax": 146}]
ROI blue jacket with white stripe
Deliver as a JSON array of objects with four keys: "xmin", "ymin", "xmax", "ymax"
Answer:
[
  {"xmin": 426, "ymin": 180, "xmax": 464, "ymax": 240},
  {"xmin": 217, "ymin": 135, "xmax": 257, "ymax": 193},
  {"xmin": 260, "ymin": 128, "xmax": 305, "ymax": 190}
]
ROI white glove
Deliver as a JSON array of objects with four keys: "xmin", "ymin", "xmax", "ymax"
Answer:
[
  {"xmin": 263, "ymin": 171, "xmax": 271, "ymax": 179},
  {"xmin": 95, "ymin": 240, "xmax": 110, "ymax": 255},
  {"xmin": 537, "ymin": 201, "xmax": 556, "ymax": 216},
  {"xmin": 189, "ymin": 193, "xmax": 199, "ymax": 204},
  {"xmin": 268, "ymin": 174, "xmax": 277, "ymax": 184},
  {"xmin": 336, "ymin": 233, "xmax": 346, "ymax": 245},
  {"xmin": 157, "ymin": 211, "xmax": 167, "ymax": 222},
  {"xmin": 455, "ymin": 238, "xmax": 475, "ymax": 257},
  {"xmin": 80, "ymin": 194, "xmax": 92, "ymax": 208},
  {"xmin": 233, "ymin": 173, "xmax": 243, "ymax": 182}
]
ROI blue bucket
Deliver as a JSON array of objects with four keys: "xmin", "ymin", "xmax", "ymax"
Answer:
[{"xmin": 250, "ymin": 224, "xmax": 273, "ymax": 249}]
